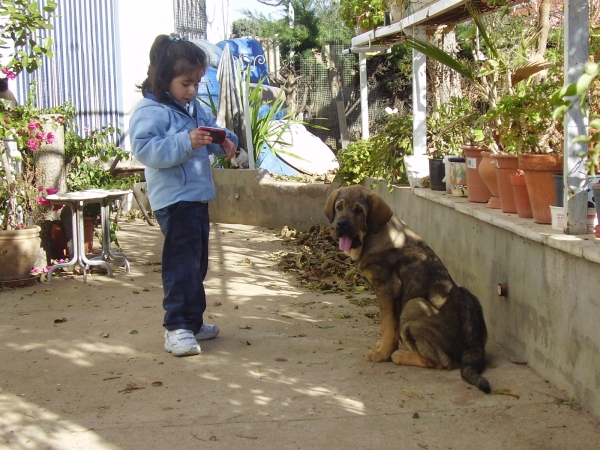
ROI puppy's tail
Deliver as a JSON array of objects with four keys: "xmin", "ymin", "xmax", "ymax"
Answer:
[
  {"xmin": 459, "ymin": 287, "xmax": 490, "ymax": 393},
  {"xmin": 460, "ymin": 347, "xmax": 491, "ymax": 393}
]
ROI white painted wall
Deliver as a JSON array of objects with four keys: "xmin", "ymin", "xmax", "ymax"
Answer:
[
  {"xmin": 115, "ymin": 0, "xmax": 231, "ymax": 151},
  {"xmin": 115, "ymin": 0, "xmax": 175, "ymax": 151},
  {"xmin": 206, "ymin": 0, "xmax": 232, "ymax": 43}
]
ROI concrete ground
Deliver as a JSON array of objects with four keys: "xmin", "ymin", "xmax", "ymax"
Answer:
[{"xmin": 1, "ymin": 219, "xmax": 599, "ymax": 450}]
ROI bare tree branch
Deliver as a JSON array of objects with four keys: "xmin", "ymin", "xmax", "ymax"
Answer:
[{"xmin": 257, "ymin": 0, "xmax": 285, "ymax": 6}]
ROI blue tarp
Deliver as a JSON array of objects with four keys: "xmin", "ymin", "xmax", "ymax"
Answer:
[
  {"xmin": 194, "ymin": 38, "xmax": 270, "ymax": 115},
  {"xmin": 216, "ymin": 38, "xmax": 269, "ymax": 85},
  {"xmin": 257, "ymin": 144, "xmax": 299, "ymax": 176}
]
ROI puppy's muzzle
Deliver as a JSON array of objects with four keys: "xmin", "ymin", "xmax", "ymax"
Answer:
[{"xmin": 334, "ymin": 218, "xmax": 353, "ymax": 238}]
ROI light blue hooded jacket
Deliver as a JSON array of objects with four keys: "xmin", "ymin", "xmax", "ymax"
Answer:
[{"xmin": 129, "ymin": 92, "xmax": 239, "ymax": 211}]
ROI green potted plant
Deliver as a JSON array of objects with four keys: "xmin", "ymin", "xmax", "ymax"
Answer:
[
  {"xmin": 403, "ymin": 4, "xmax": 553, "ymax": 204},
  {"xmin": 0, "ymin": 0, "xmax": 58, "ymax": 282},
  {"xmin": 479, "ymin": 72, "xmax": 564, "ymax": 224},
  {"xmin": 335, "ymin": 110, "xmax": 412, "ymax": 189},
  {"xmin": 426, "ymin": 96, "xmax": 475, "ymax": 192},
  {"xmin": 0, "ymin": 99, "xmax": 66, "ymax": 281},
  {"xmin": 552, "ymin": 60, "xmax": 600, "ymax": 235},
  {"xmin": 404, "ymin": 4, "xmax": 553, "ymax": 155}
]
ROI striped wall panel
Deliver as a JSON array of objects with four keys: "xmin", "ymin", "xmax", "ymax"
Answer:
[{"xmin": 14, "ymin": 0, "xmax": 122, "ymax": 143}]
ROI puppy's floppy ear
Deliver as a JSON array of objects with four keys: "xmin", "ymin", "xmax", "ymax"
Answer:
[
  {"xmin": 366, "ymin": 191, "xmax": 393, "ymax": 234},
  {"xmin": 324, "ymin": 188, "xmax": 341, "ymax": 223}
]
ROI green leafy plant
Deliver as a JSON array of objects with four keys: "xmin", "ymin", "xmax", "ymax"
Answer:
[
  {"xmin": 64, "ymin": 123, "xmax": 139, "ymax": 227},
  {"xmin": 427, "ymin": 96, "xmax": 476, "ymax": 158},
  {"xmin": 0, "ymin": 83, "xmax": 68, "ymax": 230},
  {"xmin": 552, "ymin": 61, "xmax": 600, "ymax": 175},
  {"xmin": 335, "ymin": 139, "xmax": 381, "ymax": 186},
  {"xmin": 478, "ymin": 72, "xmax": 563, "ymax": 155},
  {"xmin": 244, "ymin": 73, "xmax": 326, "ymax": 169},
  {"xmin": 336, "ymin": 112, "xmax": 412, "ymax": 188},
  {"xmin": 65, "ymin": 124, "xmax": 137, "ymax": 191},
  {"xmin": 339, "ymin": 0, "xmax": 386, "ymax": 32},
  {"xmin": 0, "ymin": 0, "xmax": 59, "ymax": 230},
  {"xmin": 404, "ymin": 3, "xmax": 553, "ymax": 153},
  {"xmin": 0, "ymin": 0, "xmax": 58, "ymax": 74}
]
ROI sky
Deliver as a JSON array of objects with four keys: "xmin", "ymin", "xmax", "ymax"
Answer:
[{"xmin": 230, "ymin": 0, "xmax": 286, "ymax": 22}]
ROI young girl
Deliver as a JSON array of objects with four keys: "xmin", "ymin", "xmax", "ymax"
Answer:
[{"xmin": 129, "ymin": 34, "xmax": 238, "ymax": 356}]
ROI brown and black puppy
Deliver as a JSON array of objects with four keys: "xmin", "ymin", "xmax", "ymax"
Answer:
[{"xmin": 325, "ymin": 184, "xmax": 490, "ymax": 393}]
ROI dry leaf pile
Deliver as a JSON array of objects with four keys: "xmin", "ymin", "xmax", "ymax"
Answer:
[{"xmin": 276, "ymin": 224, "xmax": 373, "ymax": 297}]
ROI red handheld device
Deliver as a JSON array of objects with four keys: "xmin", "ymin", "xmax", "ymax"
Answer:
[{"xmin": 198, "ymin": 126, "xmax": 226, "ymax": 144}]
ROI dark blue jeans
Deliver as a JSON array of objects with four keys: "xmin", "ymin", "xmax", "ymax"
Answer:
[{"xmin": 154, "ymin": 201, "xmax": 209, "ymax": 334}]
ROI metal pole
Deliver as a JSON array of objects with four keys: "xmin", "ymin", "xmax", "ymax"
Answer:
[
  {"xmin": 359, "ymin": 52, "xmax": 369, "ymax": 140},
  {"xmin": 412, "ymin": 25, "xmax": 427, "ymax": 157},
  {"xmin": 563, "ymin": 0, "xmax": 589, "ymax": 234}
]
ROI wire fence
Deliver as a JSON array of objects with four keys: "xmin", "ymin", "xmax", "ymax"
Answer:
[
  {"xmin": 292, "ymin": 30, "xmax": 397, "ymax": 152},
  {"xmin": 173, "ymin": 0, "xmax": 207, "ymax": 39}
]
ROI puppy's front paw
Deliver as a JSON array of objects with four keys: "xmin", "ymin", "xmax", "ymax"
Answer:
[
  {"xmin": 365, "ymin": 347, "xmax": 391, "ymax": 362},
  {"xmin": 391, "ymin": 350, "xmax": 404, "ymax": 365}
]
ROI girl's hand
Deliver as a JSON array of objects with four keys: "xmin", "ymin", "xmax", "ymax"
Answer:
[
  {"xmin": 189, "ymin": 128, "xmax": 214, "ymax": 149},
  {"xmin": 221, "ymin": 138, "xmax": 236, "ymax": 161},
  {"xmin": 189, "ymin": 129, "xmax": 236, "ymax": 161}
]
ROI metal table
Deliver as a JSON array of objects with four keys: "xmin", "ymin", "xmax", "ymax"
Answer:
[
  {"xmin": 45, "ymin": 191, "xmax": 113, "ymax": 282},
  {"xmin": 82, "ymin": 189, "xmax": 132, "ymax": 273}
]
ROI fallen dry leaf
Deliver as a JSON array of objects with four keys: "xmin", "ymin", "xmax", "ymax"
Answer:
[
  {"xmin": 275, "ymin": 358, "xmax": 288, "ymax": 362},
  {"xmin": 212, "ymin": 302, "xmax": 222, "ymax": 307},
  {"xmin": 276, "ymin": 224, "xmax": 372, "ymax": 296},
  {"xmin": 151, "ymin": 381, "xmax": 163, "ymax": 387},
  {"xmin": 236, "ymin": 258, "xmax": 251, "ymax": 266},
  {"xmin": 403, "ymin": 389, "xmax": 423, "ymax": 399},
  {"xmin": 54, "ymin": 317, "xmax": 67, "ymax": 324},
  {"xmin": 493, "ymin": 388, "xmax": 520, "ymax": 399}
]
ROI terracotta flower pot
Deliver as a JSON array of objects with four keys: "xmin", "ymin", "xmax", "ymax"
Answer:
[
  {"xmin": 0, "ymin": 227, "xmax": 41, "ymax": 281},
  {"xmin": 519, "ymin": 154, "xmax": 563, "ymax": 224},
  {"xmin": 84, "ymin": 217, "xmax": 95, "ymax": 254},
  {"xmin": 51, "ymin": 222, "xmax": 69, "ymax": 259},
  {"xmin": 462, "ymin": 145, "xmax": 492, "ymax": 203},
  {"xmin": 478, "ymin": 151, "xmax": 501, "ymax": 209},
  {"xmin": 493, "ymin": 154, "xmax": 519, "ymax": 214},
  {"xmin": 510, "ymin": 173, "xmax": 533, "ymax": 218}
]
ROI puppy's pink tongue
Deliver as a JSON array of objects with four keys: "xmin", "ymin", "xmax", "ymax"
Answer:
[{"xmin": 339, "ymin": 236, "xmax": 352, "ymax": 251}]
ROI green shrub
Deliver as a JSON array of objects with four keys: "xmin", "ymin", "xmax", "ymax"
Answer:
[{"xmin": 335, "ymin": 112, "xmax": 413, "ymax": 188}]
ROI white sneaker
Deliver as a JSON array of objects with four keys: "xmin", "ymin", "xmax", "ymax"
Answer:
[
  {"xmin": 195, "ymin": 323, "xmax": 220, "ymax": 341},
  {"xmin": 164, "ymin": 329, "xmax": 201, "ymax": 356}
]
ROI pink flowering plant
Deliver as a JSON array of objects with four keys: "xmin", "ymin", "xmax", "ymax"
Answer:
[
  {"xmin": 0, "ymin": 0, "xmax": 60, "ymax": 230},
  {"xmin": 0, "ymin": 83, "xmax": 70, "ymax": 230},
  {"xmin": 36, "ymin": 186, "xmax": 63, "ymax": 211}
]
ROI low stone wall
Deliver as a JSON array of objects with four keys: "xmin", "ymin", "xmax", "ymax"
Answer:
[
  {"xmin": 211, "ymin": 169, "xmax": 338, "ymax": 230},
  {"xmin": 211, "ymin": 169, "xmax": 600, "ymax": 418}
]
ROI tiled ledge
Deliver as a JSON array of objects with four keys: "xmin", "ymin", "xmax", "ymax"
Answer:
[{"xmin": 412, "ymin": 187, "xmax": 600, "ymax": 264}]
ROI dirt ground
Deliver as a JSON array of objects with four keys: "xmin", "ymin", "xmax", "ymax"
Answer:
[{"xmin": 1, "ymin": 219, "xmax": 599, "ymax": 450}]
